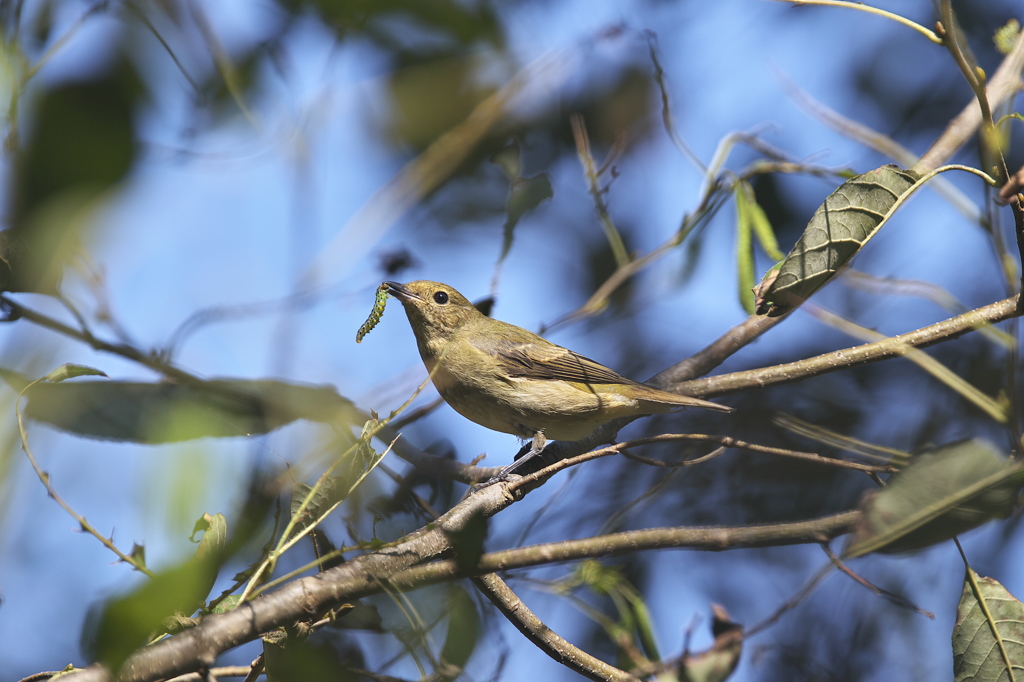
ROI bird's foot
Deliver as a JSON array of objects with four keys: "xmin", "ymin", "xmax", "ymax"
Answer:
[{"xmin": 486, "ymin": 432, "xmax": 547, "ymax": 483}]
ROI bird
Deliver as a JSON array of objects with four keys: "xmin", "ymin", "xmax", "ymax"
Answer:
[{"xmin": 383, "ymin": 280, "xmax": 732, "ymax": 474}]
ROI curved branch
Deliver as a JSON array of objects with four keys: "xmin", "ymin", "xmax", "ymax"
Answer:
[{"xmin": 473, "ymin": 574, "xmax": 641, "ymax": 682}]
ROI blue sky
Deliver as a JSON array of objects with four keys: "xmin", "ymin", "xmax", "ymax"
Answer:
[{"xmin": 1, "ymin": 0, "xmax": 1021, "ymax": 679}]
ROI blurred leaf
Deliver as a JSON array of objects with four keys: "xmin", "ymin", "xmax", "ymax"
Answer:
[
  {"xmin": 491, "ymin": 140, "xmax": 554, "ymax": 283},
  {"xmin": 446, "ymin": 508, "xmax": 488, "ymax": 572},
  {"xmin": 439, "ymin": 585, "xmax": 480, "ymax": 679},
  {"xmin": 293, "ymin": 0, "xmax": 503, "ymax": 49},
  {"xmin": 42, "ymin": 364, "xmax": 107, "ymax": 383},
  {"xmin": 16, "ymin": 377, "xmax": 358, "ymax": 443},
  {"xmin": 672, "ymin": 604, "xmax": 743, "ymax": 682},
  {"xmin": 994, "ymin": 19, "xmax": 1021, "ymax": 55},
  {"xmin": 387, "ymin": 54, "xmax": 497, "ymax": 149},
  {"xmin": 377, "ymin": 247, "xmax": 418, "ymax": 277},
  {"xmin": 263, "ymin": 629, "xmax": 362, "ymax": 682},
  {"xmin": 329, "ymin": 602, "xmax": 384, "ymax": 631},
  {"xmin": 626, "ymin": 590, "xmax": 660, "ymax": 663},
  {"xmin": 86, "ymin": 555, "xmax": 219, "ymax": 673},
  {"xmin": 952, "ymin": 570, "xmax": 1024, "ymax": 681},
  {"xmin": 845, "ymin": 440, "xmax": 1024, "ymax": 558},
  {"xmin": 754, "ymin": 164, "xmax": 922, "ymax": 316},
  {"xmin": 9, "ymin": 54, "xmax": 139, "ymax": 293}
]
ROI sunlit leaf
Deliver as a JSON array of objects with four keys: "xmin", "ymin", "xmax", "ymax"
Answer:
[
  {"xmin": 736, "ymin": 178, "xmax": 785, "ymax": 314},
  {"xmin": 845, "ymin": 440, "xmax": 1024, "ymax": 558},
  {"xmin": 994, "ymin": 19, "xmax": 1021, "ymax": 55},
  {"xmin": 734, "ymin": 181, "xmax": 756, "ymax": 314},
  {"xmin": 18, "ymin": 378, "xmax": 358, "ymax": 443},
  {"xmin": 754, "ymin": 164, "xmax": 922, "ymax": 316},
  {"xmin": 191, "ymin": 513, "xmax": 228, "ymax": 561},
  {"xmin": 953, "ymin": 570, "xmax": 1024, "ymax": 681}
]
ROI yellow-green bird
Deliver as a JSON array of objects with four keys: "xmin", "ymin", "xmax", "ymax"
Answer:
[{"xmin": 384, "ymin": 280, "xmax": 731, "ymax": 470}]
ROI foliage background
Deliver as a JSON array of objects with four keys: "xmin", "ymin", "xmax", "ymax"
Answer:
[{"xmin": 0, "ymin": 0, "xmax": 1021, "ymax": 680}]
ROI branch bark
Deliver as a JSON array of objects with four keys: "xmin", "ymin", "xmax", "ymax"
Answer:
[
  {"xmin": 473, "ymin": 574, "xmax": 641, "ymax": 682},
  {"xmin": 62, "ymin": 506, "xmax": 858, "ymax": 682}
]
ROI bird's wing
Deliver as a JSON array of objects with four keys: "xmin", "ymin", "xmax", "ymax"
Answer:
[{"xmin": 474, "ymin": 335, "xmax": 633, "ymax": 385}]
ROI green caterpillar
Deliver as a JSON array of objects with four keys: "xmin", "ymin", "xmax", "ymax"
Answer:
[{"xmin": 356, "ymin": 283, "xmax": 389, "ymax": 343}]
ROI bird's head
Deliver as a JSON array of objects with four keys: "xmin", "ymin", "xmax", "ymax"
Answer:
[{"xmin": 384, "ymin": 280, "xmax": 481, "ymax": 345}]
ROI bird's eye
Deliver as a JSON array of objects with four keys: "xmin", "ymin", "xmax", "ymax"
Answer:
[{"xmin": 433, "ymin": 291, "xmax": 449, "ymax": 305}]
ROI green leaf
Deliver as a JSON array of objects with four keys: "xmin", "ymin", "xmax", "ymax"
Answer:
[
  {"xmin": 845, "ymin": 440, "xmax": 1024, "ymax": 558},
  {"xmin": 9, "ymin": 55, "xmax": 140, "ymax": 294},
  {"xmin": 291, "ymin": 479, "xmax": 342, "ymax": 534},
  {"xmin": 994, "ymin": 19, "xmax": 1021, "ymax": 55},
  {"xmin": 734, "ymin": 182, "xmax": 756, "ymax": 315},
  {"xmin": 42, "ymin": 364, "xmax": 108, "ymax": 383},
  {"xmin": 87, "ymin": 556, "xmax": 219, "ymax": 673},
  {"xmin": 492, "ymin": 141, "xmax": 554, "ymax": 280},
  {"xmin": 747, "ymin": 191, "xmax": 784, "ymax": 262},
  {"xmin": 211, "ymin": 594, "xmax": 242, "ymax": 615},
  {"xmin": 190, "ymin": 513, "xmax": 228, "ymax": 561},
  {"xmin": 953, "ymin": 570, "xmax": 1024, "ymax": 681},
  {"xmin": 754, "ymin": 164, "xmax": 922, "ymax": 316},
  {"xmin": 19, "ymin": 378, "xmax": 358, "ymax": 443},
  {"xmin": 625, "ymin": 591, "xmax": 661, "ymax": 663},
  {"xmin": 439, "ymin": 585, "xmax": 480, "ymax": 679}
]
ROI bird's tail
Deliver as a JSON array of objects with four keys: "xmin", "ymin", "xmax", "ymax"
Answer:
[{"xmin": 635, "ymin": 383, "xmax": 733, "ymax": 413}]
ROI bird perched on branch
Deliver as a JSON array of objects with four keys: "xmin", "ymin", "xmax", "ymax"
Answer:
[{"xmin": 383, "ymin": 280, "xmax": 732, "ymax": 473}]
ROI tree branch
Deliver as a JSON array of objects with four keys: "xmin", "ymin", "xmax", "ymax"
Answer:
[
  {"xmin": 473, "ymin": 573, "xmax": 641, "ymax": 682},
  {"xmin": 916, "ymin": 27, "xmax": 1024, "ymax": 174},
  {"xmin": 675, "ymin": 295, "xmax": 1020, "ymax": 398},
  {"xmin": 62, "ymin": 505, "xmax": 858, "ymax": 682}
]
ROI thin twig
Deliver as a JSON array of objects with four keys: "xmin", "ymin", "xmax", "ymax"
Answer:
[
  {"xmin": 821, "ymin": 544, "xmax": 934, "ymax": 618},
  {"xmin": 616, "ymin": 434, "xmax": 892, "ymax": 473},
  {"xmin": 15, "ymin": 377, "xmax": 156, "ymax": 578},
  {"xmin": 744, "ymin": 561, "xmax": 834, "ymax": 637}
]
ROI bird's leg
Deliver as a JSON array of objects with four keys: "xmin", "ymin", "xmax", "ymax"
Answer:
[{"xmin": 495, "ymin": 431, "xmax": 547, "ymax": 479}]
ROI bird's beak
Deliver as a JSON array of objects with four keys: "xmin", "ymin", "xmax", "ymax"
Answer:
[{"xmin": 383, "ymin": 281, "xmax": 420, "ymax": 303}]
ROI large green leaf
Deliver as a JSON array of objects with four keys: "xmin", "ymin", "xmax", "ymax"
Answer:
[
  {"xmin": 953, "ymin": 570, "xmax": 1024, "ymax": 681},
  {"xmin": 17, "ymin": 377, "xmax": 357, "ymax": 443},
  {"xmin": 754, "ymin": 164, "xmax": 922, "ymax": 316},
  {"xmin": 845, "ymin": 440, "xmax": 1024, "ymax": 558}
]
